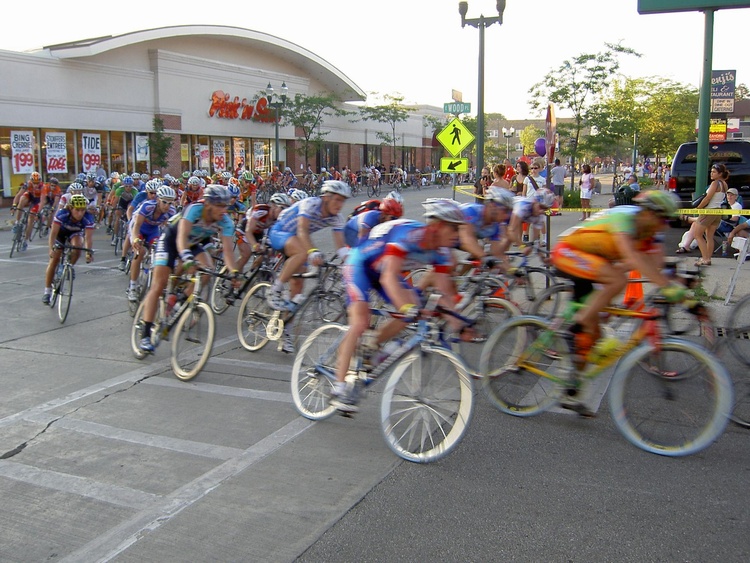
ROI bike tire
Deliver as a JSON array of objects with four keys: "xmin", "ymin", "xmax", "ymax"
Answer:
[
  {"xmin": 131, "ymin": 300, "xmax": 149, "ymax": 360},
  {"xmin": 459, "ymin": 297, "xmax": 521, "ymax": 374},
  {"xmin": 171, "ymin": 301, "xmax": 215, "ymax": 381},
  {"xmin": 528, "ymin": 282, "xmax": 574, "ymax": 320},
  {"xmin": 506, "ymin": 267, "xmax": 558, "ymax": 313},
  {"xmin": 380, "ymin": 346, "xmax": 474, "ymax": 463},
  {"xmin": 479, "ymin": 316, "xmax": 569, "ymax": 416},
  {"xmin": 609, "ymin": 339, "xmax": 733, "ymax": 457},
  {"xmin": 58, "ymin": 266, "xmax": 74, "ymax": 324},
  {"xmin": 209, "ymin": 265, "xmax": 232, "ymax": 315},
  {"xmin": 291, "ymin": 291, "xmax": 346, "ymax": 348},
  {"xmin": 717, "ymin": 293, "xmax": 750, "ymax": 428},
  {"xmin": 290, "ymin": 323, "xmax": 345, "ymax": 420},
  {"xmin": 236, "ymin": 282, "xmax": 274, "ymax": 351}
]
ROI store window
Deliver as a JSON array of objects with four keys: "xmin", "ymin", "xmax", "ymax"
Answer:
[
  {"xmin": 180, "ymin": 134, "xmax": 191, "ymax": 173},
  {"xmin": 319, "ymin": 143, "xmax": 339, "ymax": 172},
  {"xmin": 110, "ymin": 132, "xmax": 126, "ymax": 175},
  {"xmin": 251, "ymin": 139, "xmax": 269, "ymax": 175},
  {"xmin": 366, "ymin": 146, "xmax": 382, "ymax": 169},
  {"xmin": 78, "ymin": 130, "xmax": 109, "ymax": 177},
  {"xmin": 192, "ymin": 135, "xmax": 210, "ymax": 172},
  {"xmin": 232, "ymin": 137, "xmax": 247, "ymax": 175}
]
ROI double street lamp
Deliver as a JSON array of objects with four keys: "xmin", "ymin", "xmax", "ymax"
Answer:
[
  {"xmin": 502, "ymin": 126, "xmax": 515, "ymax": 160},
  {"xmin": 266, "ymin": 81, "xmax": 288, "ymax": 169},
  {"xmin": 459, "ymin": 1, "xmax": 506, "ymax": 177}
]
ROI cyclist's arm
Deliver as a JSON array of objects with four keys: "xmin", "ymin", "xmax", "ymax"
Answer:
[
  {"xmin": 296, "ymin": 216, "xmax": 315, "ymax": 252},
  {"xmin": 131, "ymin": 214, "xmax": 146, "ymax": 249},
  {"xmin": 48, "ymin": 222, "xmax": 61, "ymax": 251},
  {"xmin": 458, "ymin": 224, "xmax": 484, "ymax": 260},
  {"xmin": 380, "ymin": 254, "xmax": 417, "ymax": 311},
  {"xmin": 176, "ymin": 217, "xmax": 194, "ymax": 257},
  {"xmin": 613, "ymin": 232, "xmax": 670, "ymax": 287},
  {"xmin": 221, "ymin": 234, "xmax": 238, "ymax": 272}
]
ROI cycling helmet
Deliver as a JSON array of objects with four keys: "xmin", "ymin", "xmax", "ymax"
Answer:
[
  {"xmin": 156, "ymin": 185, "xmax": 176, "ymax": 201},
  {"xmin": 533, "ymin": 188, "xmax": 556, "ymax": 209},
  {"xmin": 69, "ymin": 194, "xmax": 88, "ymax": 209},
  {"xmin": 270, "ymin": 192, "xmax": 292, "ymax": 207},
  {"xmin": 86, "ymin": 172, "xmax": 96, "ymax": 181},
  {"xmin": 634, "ymin": 189, "xmax": 680, "ymax": 218},
  {"xmin": 227, "ymin": 184, "xmax": 241, "ymax": 198},
  {"xmin": 290, "ymin": 189, "xmax": 308, "ymax": 201},
  {"xmin": 379, "ymin": 198, "xmax": 404, "ymax": 218},
  {"xmin": 203, "ymin": 184, "xmax": 231, "ymax": 205},
  {"xmin": 422, "ymin": 198, "xmax": 466, "ymax": 224},
  {"xmin": 30, "ymin": 171, "xmax": 42, "ymax": 183},
  {"xmin": 110, "ymin": 171, "xmax": 120, "ymax": 180},
  {"xmin": 170, "ymin": 177, "xmax": 182, "ymax": 187},
  {"xmin": 49, "ymin": 177, "xmax": 59, "ymax": 185},
  {"xmin": 284, "ymin": 166, "xmax": 292, "ymax": 173},
  {"xmin": 144, "ymin": 180, "xmax": 160, "ymax": 193},
  {"xmin": 485, "ymin": 186, "xmax": 515, "ymax": 208},
  {"xmin": 320, "ymin": 167, "xmax": 327, "ymax": 173},
  {"xmin": 76, "ymin": 173, "xmax": 86, "ymax": 183},
  {"xmin": 221, "ymin": 171, "xmax": 232, "ymax": 180},
  {"xmin": 182, "ymin": 171, "xmax": 191, "ymax": 179},
  {"xmin": 96, "ymin": 175, "xmax": 107, "ymax": 185},
  {"xmin": 187, "ymin": 176, "xmax": 202, "ymax": 188},
  {"xmin": 152, "ymin": 169, "xmax": 161, "ymax": 176},
  {"xmin": 384, "ymin": 190, "xmax": 404, "ymax": 204},
  {"xmin": 320, "ymin": 180, "xmax": 352, "ymax": 198},
  {"xmin": 227, "ymin": 177, "xmax": 240, "ymax": 187},
  {"xmin": 67, "ymin": 182, "xmax": 84, "ymax": 194},
  {"xmin": 122, "ymin": 175, "xmax": 134, "ymax": 186}
]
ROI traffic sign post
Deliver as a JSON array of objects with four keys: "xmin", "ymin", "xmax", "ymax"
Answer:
[
  {"xmin": 436, "ymin": 118, "xmax": 476, "ymax": 158},
  {"xmin": 440, "ymin": 157, "xmax": 469, "ymax": 174}
]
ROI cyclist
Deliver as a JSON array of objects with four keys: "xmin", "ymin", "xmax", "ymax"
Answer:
[
  {"xmin": 42, "ymin": 194, "xmax": 95, "ymax": 304},
  {"xmin": 550, "ymin": 190, "xmax": 686, "ymax": 382},
  {"xmin": 267, "ymin": 179, "xmax": 350, "ymax": 310},
  {"xmin": 111, "ymin": 177, "xmax": 138, "ymax": 270},
  {"xmin": 331, "ymin": 198, "xmax": 468, "ymax": 413},
  {"xmin": 179, "ymin": 175, "xmax": 203, "ymax": 209},
  {"xmin": 42, "ymin": 177, "xmax": 63, "ymax": 232},
  {"xmin": 239, "ymin": 171, "xmax": 256, "ymax": 207},
  {"xmin": 237, "ymin": 191, "xmax": 291, "ymax": 273},
  {"xmin": 496, "ymin": 188, "xmax": 556, "ymax": 257},
  {"xmin": 127, "ymin": 186, "xmax": 177, "ymax": 301},
  {"xmin": 82, "ymin": 173, "xmax": 102, "ymax": 216},
  {"xmin": 281, "ymin": 167, "xmax": 298, "ymax": 190},
  {"xmin": 458, "ymin": 186, "xmax": 515, "ymax": 262},
  {"xmin": 138, "ymin": 185, "xmax": 240, "ymax": 353},
  {"xmin": 343, "ymin": 191, "xmax": 404, "ymax": 248},
  {"xmin": 11, "ymin": 171, "xmax": 45, "ymax": 251}
]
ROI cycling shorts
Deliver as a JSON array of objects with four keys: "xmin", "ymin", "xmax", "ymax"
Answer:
[
  {"xmin": 137, "ymin": 224, "xmax": 161, "ymax": 247},
  {"xmin": 550, "ymin": 242, "xmax": 610, "ymax": 281},
  {"xmin": 343, "ymin": 261, "xmax": 416, "ymax": 306},
  {"xmin": 54, "ymin": 228, "xmax": 84, "ymax": 248},
  {"xmin": 153, "ymin": 229, "xmax": 206, "ymax": 268},
  {"xmin": 269, "ymin": 227, "xmax": 294, "ymax": 253}
]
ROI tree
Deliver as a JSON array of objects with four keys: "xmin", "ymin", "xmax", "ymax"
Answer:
[
  {"xmin": 149, "ymin": 117, "xmax": 174, "ymax": 170},
  {"xmin": 519, "ymin": 125, "xmax": 545, "ymax": 157},
  {"xmin": 639, "ymin": 80, "xmax": 699, "ymax": 160},
  {"xmin": 358, "ymin": 93, "xmax": 414, "ymax": 168},
  {"xmin": 282, "ymin": 92, "xmax": 353, "ymax": 168},
  {"xmin": 735, "ymin": 83, "xmax": 750, "ymax": 101},
  {"xmin": 529, "ymin": 42, "xmax": 640, "ymax": 186}
]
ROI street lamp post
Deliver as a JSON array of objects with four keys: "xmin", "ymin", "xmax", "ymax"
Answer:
[
  {"xmin": 502, "ymin": 126, "xmax": 515, "ymax": 160},
  {"xmin": 266, "ymin": 82, "xmax": 288, "ymax": 170},
  {"xmin": 459, "ymin": 1, "xmax": 506, "ymax": 178}
]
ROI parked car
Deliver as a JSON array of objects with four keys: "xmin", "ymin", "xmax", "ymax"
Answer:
[{"xmin": 668, "ymin": 140, "xmax": 750, "ymax": 208}]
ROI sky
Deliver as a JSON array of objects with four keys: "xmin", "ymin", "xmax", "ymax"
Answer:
[{"xmin": 3, "ymin": 0, "xmax": 750, "ymax": 120}]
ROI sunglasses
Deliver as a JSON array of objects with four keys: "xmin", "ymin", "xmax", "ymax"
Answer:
[
  {"xmin": 159, "ymin": 199, "xmax": 174, "ymax": 205},
  {"xmin": 531, "ymin": 166, "xmax": 539, "ymax": 170}
]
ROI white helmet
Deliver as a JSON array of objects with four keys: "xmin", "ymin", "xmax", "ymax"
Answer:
[
  {"xmin": 385, "ymin": 190, "xmax": 404, "ymax": 204},
  {"xmin": 270, "ymin": 192, "xmax": 292, "ymax": 207},
  {"xmin": 290, "ymin": 189, "xmax": 308, "ymax": 201},
  {"xmin": 422, "ymin": 198, "xmax": 466, "ymax": 224},
  {"xmin": 320, "ymin": 180, "xmax": 351, "ymax": 198},
  {"xmin": 156, "ymin": 185, "xmax": 176, "ymax": 201},
  {"xmin": 485, "ymin": 186, "xmax": 515, "ymax": 208}
]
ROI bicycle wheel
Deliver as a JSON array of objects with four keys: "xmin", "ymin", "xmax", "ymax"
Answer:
[
  {"xmin": 236, "ymin": 282, "xmax": 275, "ymax": 351},
  {"xmin": 209, "ymin": 266, "xmax": 233, "ymax": 315},
  {"xmin": 726, "ymin": 293, "xmax": 750, "ymax": 366},
  {"xmin": 479, "ymin": 316, "xmax": 569, "ymax": 416},
  {"xmin": 380, "ymin": 346, "xmax": 474, "ymax": 463},
  {"xmin": 291, "ymin": 291, "xmax": 347, "ymax": 348},
  {"xmin": 131, "ymin": 300, "xmax": 149, "ymax": 360},
  {"xmin": 459, "ymin": 297, "xmax": 520, "ymax": 374},
  {"xmin": 290, "ymin": 323, "xmax": 346, "ymax": 420},
  {"xmin": 609, "ymin": 339, "xmax": 733, "ymax": 456},
  {"xmin": 528, "ymin": 282, "xmax": 574, "ymax": 320},
  {"xmin": 367, "ymin": 184, "xmax": 377, "ymax": 198},
  {"xmin": 57, "ymin": 265, "xmax": 74, "ymax": 324},
  {"xmin": 507, "ymin": 267, "xmax": 557, "ymax": 313},
  {"xmin": 171, "ymin": 301, "xmax": 215, "ymax": 381}
]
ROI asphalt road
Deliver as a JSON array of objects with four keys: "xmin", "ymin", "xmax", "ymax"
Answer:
[{"xmin": 0, "ymin": 183, "xmax": 748, "ymax": 562}]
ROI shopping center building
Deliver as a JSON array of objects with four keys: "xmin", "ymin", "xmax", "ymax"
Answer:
[{"xmin": 0, "ymin": 25, "xmax": 442, "ymax": 196}]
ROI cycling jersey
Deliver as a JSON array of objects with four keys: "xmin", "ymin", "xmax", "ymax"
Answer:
[
  {"xmin": 183, "ymin": 187, "xmax": 203, "ymax": 204},
  {"xmin": 115, "ymin": 186, "xmax": 137, "ymax": 209},
  {"xmin": 343, "ymin": 209, "xmax": 383, "ymax": 248},
  {"xmin": 272, "ymin": 197, "xmax": 344, "ymax": 235},
  {"xmin": 25, "ymin": 181, "xmax": 45, "ymax": 201},
  {"xmin": 512, "ymin": 198, "xmax": 545, "ymax": 228},
  {"xmin": 130, "ymin": 190, "xmax": 153, "ymax": 212},
  {"xmin": 53, "ymin": 208, "xmax": 96, "ymax": 242},
  {"xmin": 131, "ymin": 199, "xmax": 176, "ymax": 245},
  {"xmin": 43, "ymin": 184, "xmax": 62, "ymax": 201},
  {"xmin": 244, "ymin": 204, "xmax": 274, "ymax": 236},
  {"xmin": 169, "ymin": 202, "xmax": 235, "ymax": 242},
  {"xmin": 460, "ymin": 203, "xmax": 502, "ymax": 241}
]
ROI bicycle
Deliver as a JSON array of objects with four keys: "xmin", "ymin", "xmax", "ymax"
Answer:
[
  {"xmin": 290, "ymin": 295, "xmax": 476, "ymax": 463},
  {"xmin": 128, "ymin": 243, "xmax": 155, "ymax": 317},
  {"xmin": 479, "ymin": 294, "xmax": 733, "ymax": 457},
  {"xmin": 130, "ymin": 265, "xmax": 235, "ymax": 380},
  {"xmin": 715, "ymin": 293, "xmax": 750, "ymax": 429},
  {"xmin": 48, "ymin": 244, "xmax": 95, "ymax": 324},
  {"xmin": 112, "ymin": 215, "xmax": 128, "ymax": 256},
  {"xmin": 236, "ymin": 260, "xmax": 346, "ymax": 353},
  {"xmin": 9, "ymin": 207, "xmax": 32, "ymax": 257},
  {"xmin": 30, "ymin": 205, "xmax": 52, "ymax": 241}
]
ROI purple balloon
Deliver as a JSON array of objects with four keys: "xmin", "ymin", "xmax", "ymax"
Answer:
[{"xmin": 534, "ymin": 137, "xmax": 546, "ymax": 157}]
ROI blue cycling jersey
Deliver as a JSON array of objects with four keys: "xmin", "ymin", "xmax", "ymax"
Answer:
[
  {"xmin": 343, "ymin": 209, "xmax": 383, "ymax": 248},
  {"xmin": 273, "ymin": 197, "xmax": 344, "ymax": 235},
  {"xmin": 460, "ymin": 203, "xmax": 502, "ymax": 241}
]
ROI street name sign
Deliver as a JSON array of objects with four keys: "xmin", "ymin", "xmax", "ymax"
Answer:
[
  {"xmin": 436, "ymin": 118, "xmax": 475, "ymax": 157},
  {"xmin": 443, "ymin": 102, "xmax": 471, "ymax": 115},
  {"xmin": 638, "ymin": 0, "xmax": 750, "ymax": 13},
  {"xmin": 440, "ymin": 157, "xmax": 469, "ymax": 174}
]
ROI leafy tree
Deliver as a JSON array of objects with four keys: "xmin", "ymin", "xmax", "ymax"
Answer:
[
  {"xmin": 735, "ymin": 83, "xmax": 750, "ymax": 101},
  {"xmin": 519, "ymin": 125, "xmax": 545, "ymax": 157},
  {"xmin": 282, "ymin": 92, "xmax": 353, "ymax": 167},
  {"xmin": 358, "ymin": 93, "xmax": 414, "ymax": 167},
  {"xmin": 639, "ymin": 80, "xmax": 699, "ymax": 160},
  {"xmin": 149, "ymin": 117, "xmax": 174, "ymax": 170},
  {"xmin": 529, "ymin": 42, "xmax": 640, "ymax": 186}
]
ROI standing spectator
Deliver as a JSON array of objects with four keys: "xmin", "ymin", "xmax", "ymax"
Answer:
[
  {"xmin": 579, "ymin": 164, "xmax": 595, "ymax": 220},
  {"xmin": 502, "ymin": 159, "xmax": 516, "ymax": 183},
  {"xmin": 693, "ymin": 163, "xmax": 729, "ymax": 266},
  {"xmin": 491, "ymin": 163, "xmax": 512, "ymax": 190},
  {"xmin": 551, "ymin": 158, "xmax": 567, "ymax": 212}
]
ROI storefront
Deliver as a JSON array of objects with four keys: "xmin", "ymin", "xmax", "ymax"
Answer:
[{"xmin": 0, "ymin": 25, "xmax": 440, "ymax": 196}]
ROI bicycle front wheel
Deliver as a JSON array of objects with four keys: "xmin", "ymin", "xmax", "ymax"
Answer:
[
  {"xmin": 291, "ymin": 323, "xmax": 346, "ymax": 420},
  {"xmin": 171, "ymin": 301, "xmax": 216, "ymax": 381},
  {"xmin": 236, "ymin": 282, "xmax": 274, "ymax": 351},
  {"xmin": 209, "ymin": 266, "xmax": 232, "ymax": 315},
  {"xmin": 528, "ymin": 282, "xmax": 574, "ymax": 320},
  {"xmin": 58, "ymin": 266, "xmax": 74, "ymax": 324},
  {"xmin": 479, "ymin": 316, "xmax": 569, "ymax": 416},
  {"xmin": 609, "ymin": 339, "xmax": 733, "ymax": 457},
  {"xmin": 380, "ymin": 346, "xmax": 474, "ymax": 463}
]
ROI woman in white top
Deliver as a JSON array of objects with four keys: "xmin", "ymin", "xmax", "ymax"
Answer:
[
  {"xmin": 693, "ymin": 163, "xmax": 729, "ymax": 266},
  {"xmin": 579, "ymin": 164, "xmax": 595, "ymax": 220}
]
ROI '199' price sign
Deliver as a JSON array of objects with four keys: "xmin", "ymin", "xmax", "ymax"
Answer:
[{"xmin": 13, "ymin": 152, "xmax": 34, "ymax": 173}]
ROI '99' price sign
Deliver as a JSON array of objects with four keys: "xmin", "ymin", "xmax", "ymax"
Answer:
[{"xmin": 81, "ymin": 133, "xmax": 102, "ymax": 173}]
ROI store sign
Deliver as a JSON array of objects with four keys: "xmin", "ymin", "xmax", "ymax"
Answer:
[
  {"xmin": 199, "ymin": 145, "xmax": 210, "ymax": 169},
  {"xmin": 81, "ymin": 133, "xmax": 101, "ymax": 172},
  {"xmin": 711, "ymin": 70, "xmax": 736, "ymax": 114},
  {"xmin": 213, "ymin": 139, "xmax": 226, "ymax": 172},
  {"xmin": 208, "ymin": 90, "xmax": 276, "ymax": 122},
  {"xmin": 45, "ymin": 132, "xmax": 68, "ymax": 174},
  {"xmin": 136, "ymin": 135, "xmax": 150, "ymax": 162},
  {"xmin": 709, "ymin": 118, "xmax": 727, "ymax": 142},
  {"xmin": 11, "ymin": 130, "xmax": 34, "ymax": 174}
]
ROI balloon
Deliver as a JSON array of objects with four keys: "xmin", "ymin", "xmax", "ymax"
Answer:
[{"xmin": 534, "ymin": 137, "xmax": 546, "ymax": 157}]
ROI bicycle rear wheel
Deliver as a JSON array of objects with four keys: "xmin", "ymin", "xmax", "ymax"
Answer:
[
  {"xmin": 528, "ymin": 282, "xmax": 574, "ymax": 320},
  {"xmin": 380, "ymin": 346, "xmax": 474, "ymax": 463},
  {"xmin": 291, "ymin": 291, "xmax": 346, "ymax": 348},
  {"xmin": 726, "ymin": 293, "xmax": 750, "ymax": 365},
  {"xmin": 209, "ymin": 265, "xmax": 233, "ymax": 315},
  {"xmin": 171, "ymin": 301, "xmax": 215, "ymax": 381},
  {"xmin": 479, "ymin": 316, "xmax": 569, "ymax": 416},
  {"xmin": 609, "ymin": 339, "xmax": 733, "ymax": 456},
  {"xmin": 459, "ymin": 297, "xmax": 520, "ymax": 374},
  {"xmin": 507, "ymin": 267, "xmax": 558, "ymax": 313},
  {"xmin": 236, "ymin": 282, "xmax": 274, "ymax": 351},
  {"xmin": 58, "ymin": 265, "xmax": 74, "ymax": 324},
  {"xmin": 290, "ymin": 323, "xmax": 345, "ymax": 420}
]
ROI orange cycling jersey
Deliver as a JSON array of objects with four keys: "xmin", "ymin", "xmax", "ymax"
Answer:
[
  {"xmin": 26, "ymin": 181, "xmax": 45, "ymax": 199},
  {"xmin": 43, "ymin": 184, "xmax": 62, "ymax": 200},
  {"xmin": 184, "ymin": 187, "xmax": 203, "ymax": 203}
]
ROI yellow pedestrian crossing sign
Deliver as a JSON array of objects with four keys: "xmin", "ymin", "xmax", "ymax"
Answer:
[
  {"xmin": 440, "ymin": 157, "xmax": 469, "ymax": 174},
  {"xmin": 436, "ymin": 117, "xmax": 475, "ymax": 157}
]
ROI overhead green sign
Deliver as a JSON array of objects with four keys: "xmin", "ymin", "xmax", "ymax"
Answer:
[
  {"xmin": 443, "ymin": 102, "xmax": 471, "ymax": 115},
  {"xmin": 638, "ymin": 0, "xmax": 750, "ymax": 14}
]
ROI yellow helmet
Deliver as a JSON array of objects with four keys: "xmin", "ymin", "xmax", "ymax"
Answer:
[{"xmin": 69, "ymin": 194, "xmax": 88, "ymax": 209}]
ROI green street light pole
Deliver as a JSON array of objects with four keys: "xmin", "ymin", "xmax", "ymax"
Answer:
[
  {"xmin": 459, "ymin": 1, "xmax": 506, "ymax": 179},
  {"xmin": 266, "ymin": 82, "xmax": 288, "ymax": 170}
]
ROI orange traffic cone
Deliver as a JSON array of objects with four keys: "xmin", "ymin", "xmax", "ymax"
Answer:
[{"xmin": 623, "ymin": 270, "xmax": 643, "ymax": 310}]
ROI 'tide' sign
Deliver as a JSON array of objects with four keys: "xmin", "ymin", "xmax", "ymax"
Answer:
[{"xmin": 208, "ymin": 91, "xmax": 277, "ymax": 123}]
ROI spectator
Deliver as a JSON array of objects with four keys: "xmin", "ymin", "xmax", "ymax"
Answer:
[{"xmin": 550, "ymin": 158, "xmax": 567, "ymax": 211}]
